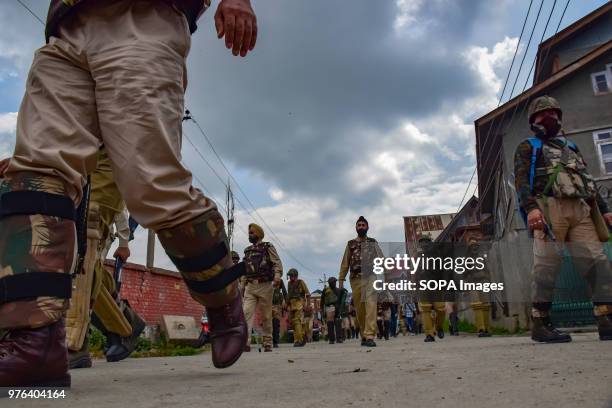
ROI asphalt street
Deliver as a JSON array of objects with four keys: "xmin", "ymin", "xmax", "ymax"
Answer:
[{"xmin": 5, "ymin": 332, "xmax": 612, "ymax": 408}]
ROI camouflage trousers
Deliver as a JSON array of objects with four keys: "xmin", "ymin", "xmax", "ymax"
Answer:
[
  {"xmin": 0, "ymin": 0, "xmax": 238, "ymax": 329},
  {"xmin": 532, "ymin": 198, "xmax": 612, "ymax": 317}
]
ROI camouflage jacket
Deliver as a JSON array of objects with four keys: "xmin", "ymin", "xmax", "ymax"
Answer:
[
  {"xmin": 514, "ymin": 136, "xmax": 609, "ymax": 214},
  {"xmin": 287, "ymin": 279, "xmax": 309, "ymax": 300},
  {"xmin": 45, "ymin": 0, "xmax": 210, "ymax": 42}
]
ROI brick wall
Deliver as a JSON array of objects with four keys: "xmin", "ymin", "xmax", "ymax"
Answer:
[
  {"xmin": 105, "ymin": 261, "xmax": 297, "ymax": 335},
  {"xmin": 104, "ymin": 261, "xmax": 203, "ymax": 326}
]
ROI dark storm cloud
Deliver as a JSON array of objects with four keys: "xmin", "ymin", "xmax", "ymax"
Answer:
[{"xmin": 184, "ymin": 0, "xmax": 487, "ymax": 206}]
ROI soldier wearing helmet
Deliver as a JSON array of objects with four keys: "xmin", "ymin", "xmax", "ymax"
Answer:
[
  {"xmin": 514, "ymin": 95, "xmax": 612, "ymax": 343},
  {"xmin": 320, "ymin": 276, "xmax": 347, "ymax": 344},
  {"xmin": 286, "ymin": 268, "xmax": 310, "ymax": 347}
]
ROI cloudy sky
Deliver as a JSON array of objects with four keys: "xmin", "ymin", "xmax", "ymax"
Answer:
[{"xmin": 0, "ymin": 0, "xmax": 608, "ymax": 289}]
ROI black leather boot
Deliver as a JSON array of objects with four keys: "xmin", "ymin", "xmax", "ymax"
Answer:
[{"xmin": 531, "ymin": 317, "xmax": 571, "ymax": 343}]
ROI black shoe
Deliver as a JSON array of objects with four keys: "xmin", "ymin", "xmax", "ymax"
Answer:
[
  {"xmin": 478, "ymin": 330, "xmax": 492, "ymax": 338},
  {"xmin": 293, "ymin": 341, "xmax": 305, "ymax": 347},
  {"xmin": 68, "ymin": 349, "xmax": 92, "ymax": 369},
  {"xmin": 100, "ymin": 302, "xmax": 146, "ymax": 363},
  {"xmin": 362, "ymin": 339, "xmax": 376, "ymax": 347},
  {"xmin": 69, "ymin": 332, "xmax": 92, "ymax": 369},
  {"xmin": 273, "ymin": 343, "xmax": 279, "ymax": 348},
  {"xmin": 437, "ymin": 329, "xmax": 444, "ymax": 339},
  {"xmin": 596, "ymin": 314, "xmax": 612, "ymax": 341},
  {"xmin": 531, "ymin": 317, "xmax": 572, "ymax": 343},
  {"xmin": 360, "ymin": 338, "xmax": 366, "ymax": 346},
  {"xmin": 424, "ymin": 335, "xmax": 435, "ymax": 342}
]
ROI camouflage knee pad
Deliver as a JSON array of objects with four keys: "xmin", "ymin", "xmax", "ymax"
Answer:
[
  {"xmin": 0, "ymin": 173, "xmax": 76, "ymax": 329},
  {"xmin": 157, "ymin": 209, "xmax": 244, "ymax": 307}
]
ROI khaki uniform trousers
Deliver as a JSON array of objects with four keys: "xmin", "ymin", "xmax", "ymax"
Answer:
[
  {"xmin": 289, "ymin": 298, "xmax": 305, "ymax": 343},
  {"xmin": 0, "ymin": 0, "xmax": 227, "ymax": 329},
  {"xmin": 303, "ymin": 316, "xmax": 313, "ymax": 341},
  {"xmin": 349, "ymin": 275, "xmax": 378, "ymax": 340},
  {"xmin": 419, "ymin": 302, "xmax": 446, "ymax": 337},
  {"xmin": 532, "ymin": 198, "xmax": 612, "ymax": 317},
  {"xmin": 243, "ymin": 281, "xmax": 274, "ymax": 347}
]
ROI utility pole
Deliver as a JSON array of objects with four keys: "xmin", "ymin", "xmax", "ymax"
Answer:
[{"xmin": 146, "ymin": 229, "xmax": 155, "ymax": 269}]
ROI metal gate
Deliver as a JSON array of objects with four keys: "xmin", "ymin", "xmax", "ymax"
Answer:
[{"xmin": 550, "ymin": 243, "xmax": 612, "ymax": 327}]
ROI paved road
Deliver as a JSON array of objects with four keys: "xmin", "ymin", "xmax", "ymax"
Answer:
[{"xmin": 5, "ymin": 332, "xmax": 612, "ymax": 408}]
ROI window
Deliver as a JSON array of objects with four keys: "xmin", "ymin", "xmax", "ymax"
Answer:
[
  {"xmin": 593, "ymin": 129, "xmax": 612, "ymax": 175},
  {"xmin": 591, "ymin": 71, "xmax": 611, "ymax": 95}
]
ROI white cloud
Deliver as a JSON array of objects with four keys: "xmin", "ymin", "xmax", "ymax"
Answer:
[
  {"xmin": 0, "ymin": 112, "xmax": 17, "ymax": 158},
  {"xmin": 269, "ymin": 187, "xmax": 285, "ymax": 201}
]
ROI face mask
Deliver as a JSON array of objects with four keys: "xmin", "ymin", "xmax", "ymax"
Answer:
[
  {"xmin": 357, "ymin": 228, "xmax": 368, "ymax": 237},
  {"xmin": 248, "ymin": 235, "xmax": 258, "ymax": 244},
  {"xmin": 532, "ymin": 115, "xmax": 561, "ymax": 138}
]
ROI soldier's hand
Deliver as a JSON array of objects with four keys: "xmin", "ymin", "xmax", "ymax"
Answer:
[
  {"xmin": 527, "ymin": 209, "xmax": 546, "ymax": 231},
  {"xmin": 114, "ymin": 246, "xmax": 131, "ymax": 263},
  {"xmin": 604, "ymin": 212, "xmax": 612, "ymax": 226},
  {"xmin": 0, "ymin": 158, "xmax": 10, "ymax": 178},
  {"xmin": 214, "ymin": 0, "xmax": 257, "ymax": 57}
]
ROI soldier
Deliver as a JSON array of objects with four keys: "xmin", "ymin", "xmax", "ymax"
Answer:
[
  {"xmin": 271, "ymin": 276, "xmax": 287, "ymax": 348},
  {"xmin": 514, "ymin": 96, "xmax": 612, "ymax": 343},
  {"xmin": 286, "ymin": 269, "xmax": 310, "ymax": 347},
  {"xmin": 415, "ymin": 234, "xmax": 448, "ymax": 342},
  {"xmin": 242, "ymin": 223, "xmax": 282, "ymax": 352},
  {"xmin": 339, "ymin": 216, "xmax": 384, "ymax": 347},
  {"xmin": 320, "ymin": 276, "xmax": 346, "ymax": 344},
  {"xmin": 67, "ymin": 149, "xmax": 145, "ymax": 369},
  {"xmin": 0, "ymin": 0, "xmax": 257, "ymax": 387}
]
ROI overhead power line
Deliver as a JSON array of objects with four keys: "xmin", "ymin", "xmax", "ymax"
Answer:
[
  {"xmin": 183, "ymin": 109, "xmax": 314, "ymax": 274},
  {"xmin": 16, "ymin": 0, "xmax": 44, "ymax": 26},
  {"xmin": 455, "ymin": 0, "xmax": 536, "ymax": 213}
]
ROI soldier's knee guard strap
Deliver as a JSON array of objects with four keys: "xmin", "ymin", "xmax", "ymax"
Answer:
[
  {"xmin": 0, "ymin": 191, "xmax": 75, "ymax": 221},
  {"xmin": 169, "ymin": 241, "xmax": 229, "ymax": 272},
  {"xmin": 0, "ymin": 272, "xmax": 72, "ymax": 303},
  {"xmin": 0, "ymin": 191, "xmax": 76, "ymax": 303},
  {"xmin": 183, "ymin": 262, "xmax": 246, "ymax": 294}
]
